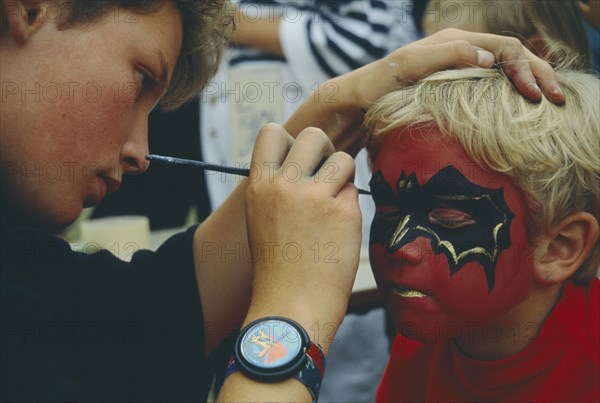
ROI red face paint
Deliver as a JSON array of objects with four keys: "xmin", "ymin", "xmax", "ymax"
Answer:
[{"xmin": 369, "ymin": 127, "xmax": 534, "ymax": 341}]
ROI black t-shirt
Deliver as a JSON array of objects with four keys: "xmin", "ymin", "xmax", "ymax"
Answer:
[{"xmin": 0, "ymin": 220, "xmax": 217, "ymax": 402}]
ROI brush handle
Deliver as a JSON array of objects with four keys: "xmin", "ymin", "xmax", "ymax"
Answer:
[
  {"xmin": 145, "ymin": 154, "xmax": 371, "ymax": 195},
  {"xmin": 146, "ymin": 154, "xmax": 250, "ymax": 176}
]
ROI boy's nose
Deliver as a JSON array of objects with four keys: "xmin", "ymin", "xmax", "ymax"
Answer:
[{"xmin": 387, "ymin": 236, "xmax": 429, "ymax": 265}]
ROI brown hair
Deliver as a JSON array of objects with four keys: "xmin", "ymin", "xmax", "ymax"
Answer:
[{"xmin": 2, "ymin": 0, "xmax": 234, "ymax": 110}]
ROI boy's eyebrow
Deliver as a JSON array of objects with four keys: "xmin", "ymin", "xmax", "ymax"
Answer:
[{"xmin": 369, "ymin": 176, "xmax": 390, "ymax": 192}]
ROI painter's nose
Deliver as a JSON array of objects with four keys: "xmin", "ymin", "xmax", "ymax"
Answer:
[{"xmin": 121, "ymin": 119, "xmax": 150, "ymax": 175}]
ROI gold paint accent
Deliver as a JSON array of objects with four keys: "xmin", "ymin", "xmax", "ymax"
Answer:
[
  {"xmin": 413, "ymin": 192, "xmax": 510, "ymax": 264},
  {"xmin": 390, "ymin": 215, "xmax": 411, "ymax": 247},
  {"xmin": 407, "ymin": 181, "xmax": 413, "ymax": 189},
  {"xmin": 386, "ymin": 192, "xmax": 510, "ymax": 267},
  {"xmin": 416, "ymin": 225, "xmax": 494, "ymax": 264},
  {"xmin": 398, "ymin": 180, "xmax": 405, "ymax": 189},
  {"xmin": 392, "ymin": 289, "xmax": 427, "ymax": 298}
]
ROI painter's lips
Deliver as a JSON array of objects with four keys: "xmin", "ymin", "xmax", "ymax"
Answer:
[{"xmin": 387, "ymin": 281, "xmax": 428, "ymax": 298}]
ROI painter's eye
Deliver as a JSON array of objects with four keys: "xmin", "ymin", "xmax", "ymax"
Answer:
[
  {"xmin": 428, "ymin": 208, "xmax": 476, "ymax": 229},
  {"xmin": 136, "ymin": 68, "xmax": 157, "ymax": 93}
]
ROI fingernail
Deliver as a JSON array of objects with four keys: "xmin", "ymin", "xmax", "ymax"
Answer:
[
  {"xmin": 476, "ymin": 49, "xmax": 494, "ymax": 67},
  {"xmin": 525, "ymin": 82, "xmax": 541, "ymax": 96},
  {"xmin": 550, "ymin": 85, "xmax": 563, "ymax": 96}
]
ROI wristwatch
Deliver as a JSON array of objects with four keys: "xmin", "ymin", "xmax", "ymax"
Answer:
[{"xmin": 225, "ymin": 316, "xmax": 326, "ymax": 401}]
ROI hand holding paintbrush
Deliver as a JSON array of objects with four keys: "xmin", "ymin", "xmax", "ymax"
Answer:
[{"xmin": 240, "ymin": 126, "xmax": 363, "ymax": 352}]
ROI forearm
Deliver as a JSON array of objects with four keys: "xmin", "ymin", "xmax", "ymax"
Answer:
[
  {"xmin": 286, "ymin": 29, "xmax": 565, "ymax": 157},
  {"xmin": 193, "ymin": 180, "xmax": 252, "ymax": 355},
  {"xmin": 283, "ymin": 71, "xmax": 366, "ymax": 154},
  {"xmin": 216, "ymin": 125, "xmax": 361, "ymax": 402}
]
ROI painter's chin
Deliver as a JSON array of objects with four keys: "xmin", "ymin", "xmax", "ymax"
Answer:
[
  {"xmin": 1, "ymin": 185, "xmax": 84, "ymax": 231},
  {"xmin": 10, "ymin": 207, "xmax": 81, "ymax": 232},
  {"xmin": 45, "ymin": 206, "xmax": 83, "ymax": 232}
]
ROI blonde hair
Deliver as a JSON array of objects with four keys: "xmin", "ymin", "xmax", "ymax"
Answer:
[
  {"xmin": 423, "ymin": 0, "xmax": 590, "ymax": 66},
  {"xmin": 364, "ymin": 64, "xmax": 600, "ymax": 280}
]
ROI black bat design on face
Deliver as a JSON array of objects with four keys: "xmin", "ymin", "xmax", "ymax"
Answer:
[{"xmin": 369, "ymin": 165, "xmax": 514, "ymax": 292}]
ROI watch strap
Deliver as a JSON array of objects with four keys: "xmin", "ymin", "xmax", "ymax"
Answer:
[
  {"xmin": 225, "ymin": 352, "xmax": 322, "ymax": 403},
  {"xmin": 294, "ymin": 353, "xmax": 322, "ymax": 402},
  {"xmin": 306, "ymin": 340, "xmax": 326, "ymax": 379}
]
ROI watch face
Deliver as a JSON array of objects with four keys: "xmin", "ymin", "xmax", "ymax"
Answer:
[{"xmin": 237, "ymin": 318, "xmax": 307, "ymax": 376}]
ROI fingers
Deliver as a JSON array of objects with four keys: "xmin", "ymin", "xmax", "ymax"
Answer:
[
  {"xmin": 250, "ymin": 125, "xmax": 355, "ymax": 197},
  {"xmin": 518, "ymin": 47, "xmax": 565, "ymax": 104},
  {"xmin": 336, "ymin": 182, "xmax": 360, "ymax": 215},
  {"xmin": 317, "ymin": 151, "xmax": 356, "ymax": 196},
  {"xmin": 285, "ymin": 128, "xmax": 356, "ymax": 197},
  {"xmin": 495, "ymin": 42, "xmax": 564, "ymax": 104},
  {"xmin": 399, "ymin": 40, "xmax": 493, "ymax": 83},
  {"xmin": 418, "ymin": 29, "xmax": 565, "ymax": 104},
  {"xmin": 250, "ymin": 123, "xmax": 294, "ymax": 174},
  {"xmin": 284, "ymin": 127, "xmax": 335, "ymax": 177},
  {"xmin": 284, "ymin": 128, "xmax": 356, "ymax": 197}
]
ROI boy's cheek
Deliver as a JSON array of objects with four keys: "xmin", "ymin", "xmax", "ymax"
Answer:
[{"xmin": 368, "ymin": 243, "xmax": 391, "ymax": 287}]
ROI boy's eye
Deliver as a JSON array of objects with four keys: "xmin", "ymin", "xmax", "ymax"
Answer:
[
  {"xmin": 374, "ymin": 203, "xmax": 399, "ymax": 215},
  {"xmin": 428, "ymin": 208, "xmax": 476, "ymax": 229}
]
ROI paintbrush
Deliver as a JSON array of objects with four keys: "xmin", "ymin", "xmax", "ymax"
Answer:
[{"xmin": 145, "ymin": 154, "xmax": 372, "ymax": 195}]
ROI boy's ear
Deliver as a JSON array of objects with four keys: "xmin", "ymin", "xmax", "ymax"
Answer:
[
  {"xmin": 3, "ymin": 1, "xmax": 47, "ymax": 43},
  {"xmin": 533, "ymin": 212, "xmax": 599, "ymax": 285}
]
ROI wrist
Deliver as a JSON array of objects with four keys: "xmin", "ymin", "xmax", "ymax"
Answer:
[{"xmin": 226, "ymin": 316, "xmax": 327, "ymax": 402}]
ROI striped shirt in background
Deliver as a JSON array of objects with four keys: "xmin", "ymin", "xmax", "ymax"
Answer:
[{"xmin": 201, "ymin": 0, "xmax": 419, "ymax": 227}]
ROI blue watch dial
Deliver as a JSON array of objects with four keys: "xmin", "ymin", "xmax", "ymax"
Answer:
[{"xmin": 239, "ymin": 319, "xmax": 304, "ymax": 369}]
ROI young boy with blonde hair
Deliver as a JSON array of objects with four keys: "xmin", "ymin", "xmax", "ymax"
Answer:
[{"xmin": 364, "ymin": 61, "xmax": 599, "ymax": 401}]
